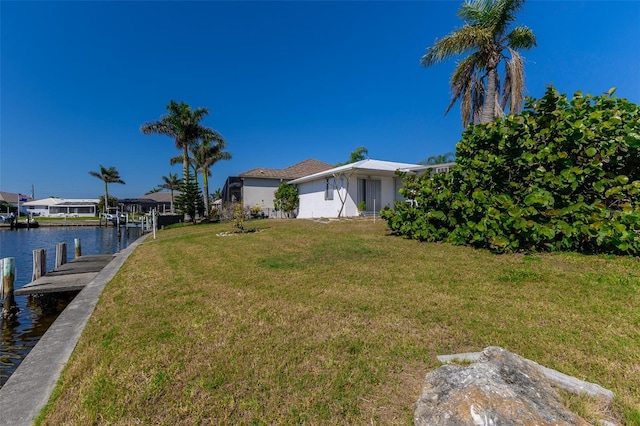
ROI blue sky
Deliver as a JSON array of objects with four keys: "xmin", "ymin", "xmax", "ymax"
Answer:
[{"xmin": 1, "ymin": 1, "xmax": 639, "ymax": 200}]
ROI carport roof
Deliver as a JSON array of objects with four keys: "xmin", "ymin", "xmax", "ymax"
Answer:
[{"xmin": 288, "ymin": 159, "xmax": 430, "ymax": 185}]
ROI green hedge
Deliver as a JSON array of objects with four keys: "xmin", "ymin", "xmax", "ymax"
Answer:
[{"xmin": 382, "ymin": 86, "xmax": 640, "ymax": 254}]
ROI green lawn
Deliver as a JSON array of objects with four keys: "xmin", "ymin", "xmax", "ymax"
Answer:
[{"xmin": 37, "ymin": 219, "xmax": 640, "ymax": 425}]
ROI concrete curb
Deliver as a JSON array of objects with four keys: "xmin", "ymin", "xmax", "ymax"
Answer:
[{"xmin": 0, "ymin": 234, "xmax": 150, "ymax": 426}]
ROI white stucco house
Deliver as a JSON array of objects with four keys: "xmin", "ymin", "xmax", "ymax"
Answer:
[
  {"xmin": 22, "ymin": 197, "xmax": 99, "ymax": 217},
  {"xmin": 288, "ymin": 159, "xmax": 443, "ymax": 219}
]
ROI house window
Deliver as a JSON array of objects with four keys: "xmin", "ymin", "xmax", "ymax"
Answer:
[{"xmin": 325, "ymin": 178, "xmax": 334, "ymax": 200}]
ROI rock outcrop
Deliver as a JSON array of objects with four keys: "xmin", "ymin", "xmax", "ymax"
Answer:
[{"xmin": 414, "ymin": 346, "xmax": 611, "ymax": 426}]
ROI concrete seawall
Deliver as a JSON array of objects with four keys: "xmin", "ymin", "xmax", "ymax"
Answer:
[{"xmin": 0, "ymin": 233, "xmax": 149, "ymax": 425}]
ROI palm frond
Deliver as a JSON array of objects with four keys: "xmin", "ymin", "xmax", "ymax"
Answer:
[
  {"xmin": 461, "ymin": 83, "xmax": 472, "ymax": 127},
  {"xmin": 494, "ymin": 92, "xmax": 504, "ymax": 118},
  {"xmin": 507, "ymin": 25, "xmax": 537, "ymax": 50},
  {"xmin": 421, "ymin": 25, "xmax": 490, "ymax": 66},
  {"xmin": 140, "ymin": 122, "xmax": 175, "ymax": 137},
  {"xmin": 502, "ymin": 62, "xmax": 512, "ymax": 110},
  {"xmin": 169, "ymin": 155, "xmax": 184, "ymax": 166},
  {"xmin": 458, "ymin": 0, "xmax": 491, "ymax": 24},
  {"xmin": 458, "ymin": 69, "xmax": 486, "ymax": 127},
  {"xmin": 200, "ymin": 128, "xmax": 226, "ymax": 145},
  {"xmin": 502, "ymin": 48, "xmax": 525, "ymax": 113},
  {"xmin": 492, "ymin": 0, "xmax": 525, "ymax": 34},
  {"xmin": 190, "ymin": 107, "xmax": 210, "ymax": 122},
  {"xmin": 459, "ymin": 0, "xmax": 524, "ymax": 34},
  {"xmin": 472, "ymin": 75, "xmax": 485, "ymax": 124},
  {"xmin": 446, "ymin": 54, "xmax": 480, "ymax": 116}
]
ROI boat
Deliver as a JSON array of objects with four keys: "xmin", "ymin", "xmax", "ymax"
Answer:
[{"xmin": 10, "ymin": 219, "xmax": 40, "ymax": 229}]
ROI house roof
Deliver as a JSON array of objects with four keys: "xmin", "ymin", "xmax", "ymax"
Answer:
[
  {"xmin": 22, "ymin": 197, "xmax": 97, "ymax": 206},
  {"xmin": 0, "ymin": 191, "xmax": 34, "ymax": 204},
  {"xmin": 239, "ymin": 159, "xmax": 334, "ymax": 180},
  {"xmin": 288, "ymin": 159, "xmax": 430, "ymax": 184},
  {"xmin": 134, "ymin": 191, "xmax": 176, "ymax": 203}
]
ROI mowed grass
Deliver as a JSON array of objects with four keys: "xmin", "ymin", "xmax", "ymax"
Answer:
[{"xmin": 36, "ymin": 219, "xmax": 640, "ymax": 425}]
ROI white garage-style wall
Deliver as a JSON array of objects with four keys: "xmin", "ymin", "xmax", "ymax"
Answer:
[{"xmin": 290, "ymin": 159, "xmax": 431, "ymax": 219}]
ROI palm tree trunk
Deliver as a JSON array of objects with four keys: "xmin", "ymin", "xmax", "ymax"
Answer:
[
  {"xmin": 202, "ymin": 171, "xmax": 209, "ymax": 217},
  {"xmin": 481, "ymin": 66, "xmax": 498, "ymax": 124},
  {"xmin": 481, "ymin": 50, "xmax": 500, "ymax": 124},
  {"xmin": 103, "ymin": 182, "xmax": 109, "ymax": 227},
  {"xmin": 182, "ymin": 145, "xmax": 192, "ymax": 221},
  {"xmin": 170, "ymin": 189, "xmax": 174, "ymax": 213},
  {"xmin": 104, "ymin": 182, "xmax": 109, "ymax": 214},
  {"xmin": 182, "ymin": 146, "xmax": 189, "ymax": 183}
]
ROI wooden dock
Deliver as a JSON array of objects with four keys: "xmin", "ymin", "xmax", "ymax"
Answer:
[{"xmin": 14, "ymin": 255, "xmax": 115, "ymax": 296}]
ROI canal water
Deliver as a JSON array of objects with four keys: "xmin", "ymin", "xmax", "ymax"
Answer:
[{"xmin": 0, "ymin": 226, "xmax": 142, "ymax": 388}]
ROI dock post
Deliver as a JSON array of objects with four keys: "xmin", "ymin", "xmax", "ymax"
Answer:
[
  {"xmin": 56, "ymin": 242, "xmax": 67, "ymax": 269},
  {"xmin": 152, "ymin": 208, "xmax": 157, "ymax": 239},
  {"xmin": 75, "ymin": 238, "xmax": 82, "ymax": 258},
  {"xmin": 1, "ymin": 257, "xmax": 19, "ymax": 320},
  {"xmin": 32, "ymin": 249, "xmax": 47, "ymax": 280}
]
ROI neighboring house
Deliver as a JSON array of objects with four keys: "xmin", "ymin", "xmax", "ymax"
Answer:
[
  {"xmin": 229, "ymin": 159, "xmax": 334, "ymax": 217},
  {"xmin": 119, "ymin": 192, "xmax": 177, "ymax": 215},
  {"xmin": 0, "ymin": 191, "xmax": 34, "ymax": 216},
  {"xmin": 288, "ymin": 159, "xmax": 451, "ymax": 219},
  {"xmin": 22, "ymin": 197, "xmax": 99, "ymax": 217},
  {"xmin": 221, "ymin": 176, "xmax": 242, "ymax": 205},
  {"xmin": 430, "ymin": 162, "xmax": 456, "ymax": 174}
]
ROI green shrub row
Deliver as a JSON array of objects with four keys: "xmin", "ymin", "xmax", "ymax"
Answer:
[{"xmin": 382, "ymin": 87, "xmax": 640, "ymax": 254}]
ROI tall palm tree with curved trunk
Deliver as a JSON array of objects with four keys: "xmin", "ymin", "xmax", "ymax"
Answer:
[
  {"xmin": 160, "ymin": 172, "xmax": 182, "ymax": 213},
  {"xmin": 191, "ymin": 138, "xmax": 231, "ymax": 216},
  {"xmin": 421, "ymin": 0, "xmax": 536, "ymax": 127},
  {"xmin": 140, "ymin": 101, "xmax": 223, "ymax": 182},
  {"xmin": 88, "ymin": 165, "xmax": 125, "ymax": 214}
]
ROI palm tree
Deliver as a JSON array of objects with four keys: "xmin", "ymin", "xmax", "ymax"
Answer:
[
  {"xmin": 419, "ymin": 152, "xmax": 455, "ymax": 165},
  {"xmin": 88, "ymin": 165, "xmax": 125, "ymax": 214},
  {"xmin": 421, "ymin": 0, "xmax": 536, "ymax": 127},
  {"xmin": 160, "ymin": 172, "xmax": 182, "ymax": 213},
  {"xmin": 337, "ymin": 146, "xmax": 369, "ymax": 166},
  {"xmin": 191, "ymin": 138, "xmax": 231, "ymax": 216},
  {"xmin": 140, "ymin": 101, "xmax": 222, "ymax": 182},
  {"xmin": 169, "ymin": 154, "xmax": 198, "ymax": 185},
  {"xmin": 212, "ymin": 188, "xmax": 223, "ymax": 201}
]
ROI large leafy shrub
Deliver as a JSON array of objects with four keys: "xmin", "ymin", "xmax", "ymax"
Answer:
[{"xmin": 382, "ymin": 87, "xmax": 640, "ymax": 254}]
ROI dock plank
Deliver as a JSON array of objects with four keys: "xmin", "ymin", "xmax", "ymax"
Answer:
[{"xmin": 14, "ymin": 255, "xmax": 116, "ymax": 296}]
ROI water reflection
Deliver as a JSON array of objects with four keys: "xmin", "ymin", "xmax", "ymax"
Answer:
[{"xmin": 0, "ymin": 226, "xmax": 142, "ymax": 387}]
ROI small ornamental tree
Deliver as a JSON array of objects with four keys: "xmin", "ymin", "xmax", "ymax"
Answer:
[
  {"xmin": 274, "ymin": 183, "xmax": 299, "ymax": 218},
  {"xmin": 175, "ymin": 173, "xmax": 204, "ymax": 223},
  {"xmin": 382, "ymin": 86, "xmax": 640, "ymax": 255}
]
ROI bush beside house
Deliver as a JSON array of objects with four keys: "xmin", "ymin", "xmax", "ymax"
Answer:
[{"xmin": 382, "ymin": 87, "xmax": 640, "ymax": 255}]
